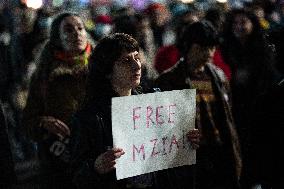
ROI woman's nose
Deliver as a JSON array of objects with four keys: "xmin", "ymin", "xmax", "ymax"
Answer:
[
  {"xmin": 73, "ymin": 28, "xmax": 82, "ymax": 37},
  {"xmin": 132, "ymin": 58, "xmax": 141, "ymax": 70}
]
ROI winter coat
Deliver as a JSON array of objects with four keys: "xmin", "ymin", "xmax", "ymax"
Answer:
[
  {"xmin": 241, "ymin": 79, "xmax": 284, "ymax": 188},
  {"xmin": 155, "ymin": 59, "xmax": 242, "ymax": 189},
  {"xmin": 22, "ymin": 46, "xmax": 90, "ymax": 188},
  {"xmin": 0, "ymin": 100, "xmax": 16, "ymax": 187},
  {"xmin": 68, "ymin": 86, "xmax": 195, "ymax": 189}
]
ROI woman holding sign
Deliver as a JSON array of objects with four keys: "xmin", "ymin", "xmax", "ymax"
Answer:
[{"xmin": 69, "ymin": 33, "xmax": 200, "ymax": 188}]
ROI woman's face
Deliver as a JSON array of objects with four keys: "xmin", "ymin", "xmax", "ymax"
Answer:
[
  {"xmin": 59, "ymin": 16, "xmax": 88, "ymax": 55},
  {"xmin": 232, "ymin": 14, "xmax": 253, "ymax": 40},
  {"xmin": 111, "ymin": 51, "xmax": 141, "ymax": 89}
]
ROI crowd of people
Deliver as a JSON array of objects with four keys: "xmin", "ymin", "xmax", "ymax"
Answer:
[{"xmin": 0, "ymin": 0, "xmax": 283, "ymax": 188}]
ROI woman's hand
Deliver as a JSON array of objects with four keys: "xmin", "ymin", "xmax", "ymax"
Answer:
[
  {"xmin": 187, "ymin": 129, "xmax": 200, "ymax": 149},
  {"xmin": 39, "ymin": 116, "xmax": 71, "ymax": 140},
  {"xmin": 94, "ymin": 148, "xmax": 125, "ymax": 174}
]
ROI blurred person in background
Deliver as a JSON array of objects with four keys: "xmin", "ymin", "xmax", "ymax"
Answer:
[
  {"xmin": 155, "ymin": 21, "xmax": 242, "ymax": 189},
  {"xmin": 16, "ymin": 6, "xmax": 54, "ymax": 177},
  {"xmin": 13, "ymin": 8, "xmax": 53, "ymax": 111},
  {"xmin": 279, "ymin": 0, "xmax": 284, "ymax": 25},
  {"xmin": 9, "ymin": 3, "xmax": 37, "ymax": 146},
  {"xmin": 243, "ymin": 78, "xmax": 284, "ymax": 189},
  {"xmin": 0, "ymin": 5, "xmax": 41, "ymax": 187},
  {"xmin": 205, "ymin": 8, "xmax": 232, "ymax": 80},
  {"xmin": 221, "ymin": 9, "xmax": 280, "ymax": 186},
  {"xmin": 89, "ymin": 14, "xmax": 113, "ymax": 42},
  {"xmin": 22, "ymin": 12, "xmax": 93, "ymax": 189},
  {"xmin": 11, "ymin": 2, "xmax": 36, "ymax": 88},
  {"xmin": 205, "ymin": 8, "xmax": 226, "ymax": 33},
  {"xmin": 144, "ymin": 3, "xmax": 174, "ymax": 48},
  {"xmin": 251, "ymin": 5, "xmax": 270, "ymax": 30},
  {"xmin": 154, "ymin": 6, "xmax": 231, "ymax": 81},
  {"xmin": 0, "ymin": 8, "xmax": 16, "ymax": 180},
  {"xmin": 269, "ymin": 24, "xmax": 284, "ymax": 75},
  {"xmin": 154, "ymin": 5, "xmax": 199, "ymax": 75},
  {"xmin": 0, "ymin": 13, "xmax": 12, "ymax": 102},
  {"xmin": 0, "ymin": 99, "xmax": 16, "ymax": 188}
]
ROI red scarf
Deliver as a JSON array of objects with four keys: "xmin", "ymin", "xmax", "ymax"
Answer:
[{"xmin": 54, "ymin": 43, "xmax": 92, "ymax": 65}]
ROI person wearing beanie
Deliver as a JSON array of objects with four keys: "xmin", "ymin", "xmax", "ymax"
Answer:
[{"xmin": 92, "ymin": 15, "xmax": 113, "ymax": 41}]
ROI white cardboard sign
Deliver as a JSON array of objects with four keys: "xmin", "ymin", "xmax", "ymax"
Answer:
[{"xmin": 112, "ymin": 89, "xmax": 196, "ymax": 180}]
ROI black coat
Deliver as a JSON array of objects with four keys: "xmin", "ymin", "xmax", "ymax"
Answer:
[
  {"xmin": 69, "ymin": 87, "xmax": 195, "ymax": 189},
  {"xmin": 0, "ymin": 101, "xmax": 16, "ymax": 187},
  {"xmin": 242, "ymin": 79, "xmax": 284, "ymax": 188},
  {"xmin": 155, "ymin": 60, "xmax": 242, "ymax": 189}
]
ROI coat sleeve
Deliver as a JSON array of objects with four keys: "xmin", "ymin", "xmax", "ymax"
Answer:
[
  {"xmin": 68, "ymin": 114, "xmax": 108, "ymax": 188},
  {"xmin": 22, "ymin": 61, "xmax": 48, "ymax": 141}
]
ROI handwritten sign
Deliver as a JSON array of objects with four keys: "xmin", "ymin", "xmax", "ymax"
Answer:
[{"xmin": 112, "ymin": 89, "xmax": 196, "ymax": 180}]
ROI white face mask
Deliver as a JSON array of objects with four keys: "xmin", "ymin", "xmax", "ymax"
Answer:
[
  {"xmin": 94, "ymin": 24, "xmax": 112, "ymax": 39},
  {"xmin": 0, "ymin": 32, "xmax": 11, "ymax": 46},
  {"xmin": 39, "ymin": 17, "xmax": 52, "ymax": 29}
]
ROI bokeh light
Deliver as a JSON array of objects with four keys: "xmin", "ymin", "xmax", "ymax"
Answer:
[
  {"xmin": 216, "ymin": 0, "xmax": 227, "ymax": 3},
  {"xmin": 181, "ymin": 0, "xmax": 195, "ymax": 3},
  {"xmin": 26, "ymin": 0, "xmax": 43, "ymax": 9},
  {"xmin": 52, "ymin": 0, "xmax": 64, "ymax": 7}
]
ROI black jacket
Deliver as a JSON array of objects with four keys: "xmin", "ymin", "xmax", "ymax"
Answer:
[
  {"xmin": 242, "ymin": 79, "xmax": 284, "ymax": 188},
  {"xmin": 0, "ymin": 101, "xmax": 16, "ymax": 187},
  {"xmin": 68, "ymin": 87, "xmax": 195, "ymax": 189}
]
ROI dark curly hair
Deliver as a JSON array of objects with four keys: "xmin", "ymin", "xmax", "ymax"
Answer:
[
  {"xmin": 86, "ymin": 33, "xmax": 139, "ymax": 100},
  {"xmin": 181, "ymin": 21, "xmax": 219, "ymax": 57}
]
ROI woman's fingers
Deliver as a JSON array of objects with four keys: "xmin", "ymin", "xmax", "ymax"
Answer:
[
  {"xmin": 191, "ymin": 143, "xmax": 200, "ymax": 149},
  {"xmin": 54, "ymin": 121, "xmax": 70, "ymax": 137},
  {"xmin": 104, "ymin": 148, "xmax": 125, "ymax": 161},
  {"xmin": 187, "ymin": 129, "xmax": 201, "ymax": 149},
  {"xmin": 41, "ymin": 117, "xmax": 71, "ymax": 138},
  {"xmin": 113, "ymin": 148, "xmax": 125, "ymax": 159},
  {"xmin": 187, "ymin": 129, "xmax": 200, "ymax": 137},
  {"xmin": 190, "ymin": 138, "xmax": 200, "ymax": 143},
  {"xmin": 55, "ymin": 119, "xmax": 71, "ymax": 136},
  {"xmin": 95, "ymin": 149, "xmax": 124, "ymax": 174}
]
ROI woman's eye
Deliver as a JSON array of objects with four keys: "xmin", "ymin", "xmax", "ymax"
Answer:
[
  {"xmin": 123, "ymin": 58, "xmax": 129, "ymax": 63},
  {"xmin": 134, "ymin": 55, "xmax": 140, "ymax": 61}
]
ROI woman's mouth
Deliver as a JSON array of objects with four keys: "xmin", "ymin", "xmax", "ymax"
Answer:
[{"xmin": 133, "ymin": 73, "xmax": 141, "ymax": 79}]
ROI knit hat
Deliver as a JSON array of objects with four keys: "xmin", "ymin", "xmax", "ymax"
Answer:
[
  {"xmin": 144, "ymin": 3, "xmax": 167, "ymax": 14},
  {"xmin": 95, "ymin": 15, "xmax": 112, "ymax": 24}
]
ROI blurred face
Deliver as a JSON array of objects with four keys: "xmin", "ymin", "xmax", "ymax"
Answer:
[
  {"xmin": 136, "ymin": 19, "xmax": 150, "ymax": 36},
  {"xmin": 232, "ymin": 14, "xmax": 253, "ymax": 40},
  {"xmin": 186, "ymin": 43, "xmax": 215, "ymax": 72},
  {"xmin": 182, "ymin": 13, "xmax": 199, "ymax": 25},
  {"xmin": 254, "ymin": 7, "xmax": 265, "ymax": 19},
  {"xmin": 111, "ymin": 51, "xmax": 141, "ymax": 89},
  {"xmin": 150, "ymin": 8, "xmax": 170, "ymax": 27},
  {"xmin": 59, "ymin": 16, "xmax": 88, "ymax": 55}
]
